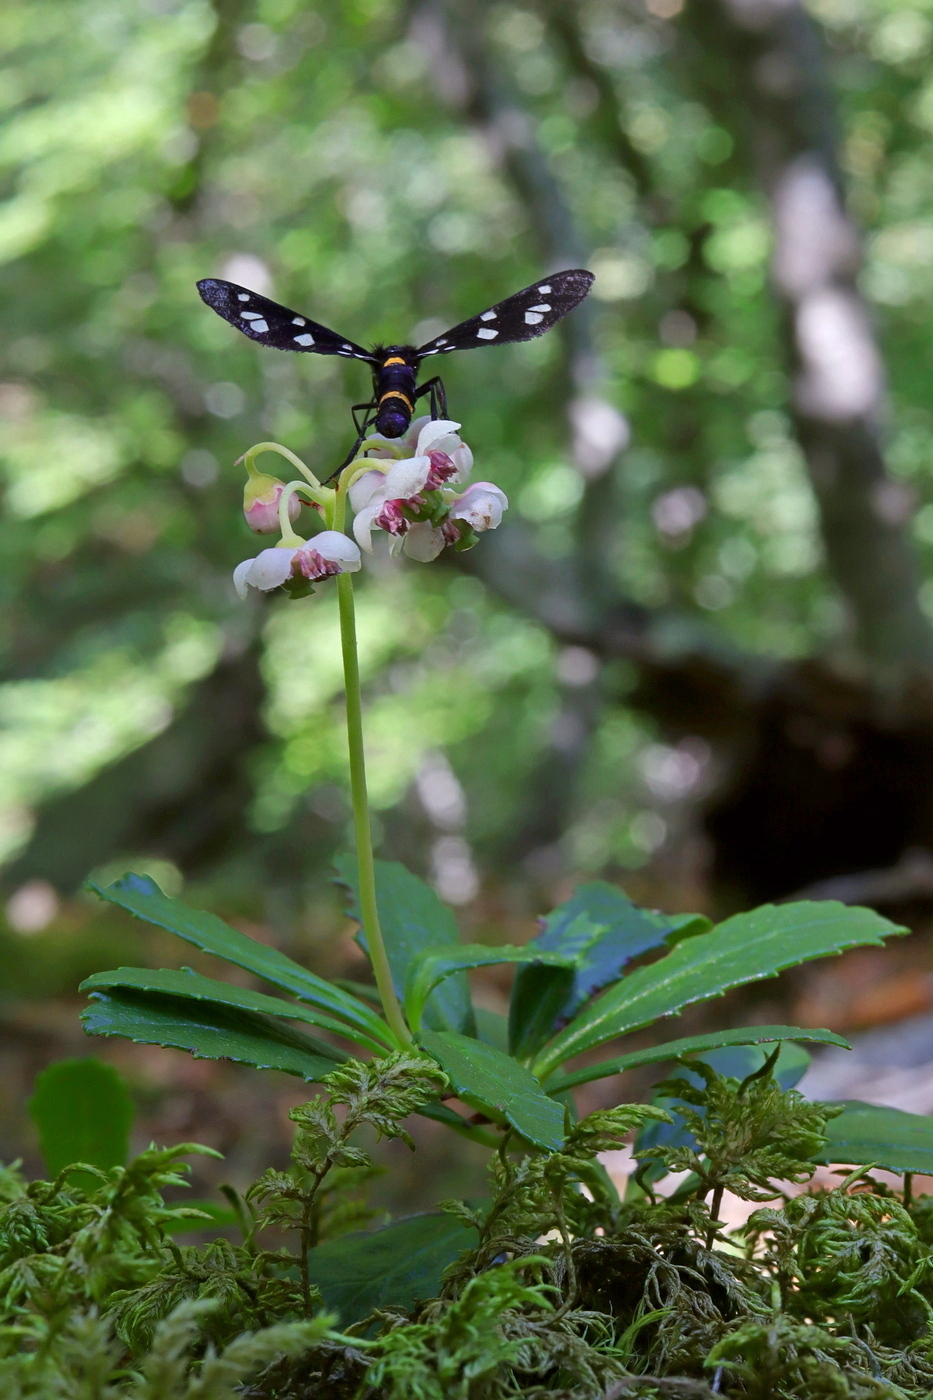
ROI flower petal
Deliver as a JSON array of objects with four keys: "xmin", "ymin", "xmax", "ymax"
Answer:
[
  {"xmin": 353, "ymin": 504, "xmax": 381, "ymax": 552},
  {"xmin": 403, "ymin": 522, "xmax": 447, "ymax": 562},
  {"xmin": 245, "ymin": 547, "xmax": 299, "ymax": 592},
  {"xmin": 449, "ymin": 482, "xmax": 508, "ymax": 532},
  {"xmin": 416, "ymin": 419, "xmax": 462, "ymax": 456},
  {"xmin": 349, "ymin": 469, "xmax": 387, "ymax": 512},
  {"xmin": 233, "ymin": 558, "xmax": 256, "ymax": 599},
  {"xmin": 383, "ymin": 454, "xmax": 431, "ymax": 501},
  {"xmin": 311, "ymin": 530, "xmax": 362, "ymax": 571},
  {"xmin": 450, "ymin": 443, "xmax": 473, "ymax": 481}
]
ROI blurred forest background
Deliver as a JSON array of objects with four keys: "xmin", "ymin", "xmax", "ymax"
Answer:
[{"xmin": 4, "ymin": 0, "xmax": 933, "ymax": 1202}]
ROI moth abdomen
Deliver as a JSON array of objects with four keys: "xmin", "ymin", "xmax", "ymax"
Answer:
[{"xmin": 372, "ymin": 345, "xmax": 419, "ymax": 438}]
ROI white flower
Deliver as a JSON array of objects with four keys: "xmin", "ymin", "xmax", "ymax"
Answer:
[
  {"xmin": 349, "ymin": 419, "xmax": 500, "ymax": 560},
  {"xmin": 233, "ymin": 530, "xmax": 361, "ymax": 598},
  {"xmin": 384, "ymin": 454, "xmax": 434, "ymax": 500},
  {"xmin": 449, "ymin": 482, "xmax": 508, "ymax": 533},
  {"xmin": 401, "ymin": 522, "xmax": 450, "ymax": 562},
  {"xmin": 348, "ymin": 469, "xmax": 387, "ymax": 514},
  {"xmin": 362, "ymin": 416, "xmax": 473, "ymax": 479}
]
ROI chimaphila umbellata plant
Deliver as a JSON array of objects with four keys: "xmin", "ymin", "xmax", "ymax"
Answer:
[
  {"xmin": 227, "ymin": 415, "xmax": 508, "ymax": 1052},
  {"xmin": 80, "ymin": 413, "xmax": 916, "ymax": 1155},
  {"xmin": 63, "ymin": 410, "xmax": 933, "ymax": 1393}
]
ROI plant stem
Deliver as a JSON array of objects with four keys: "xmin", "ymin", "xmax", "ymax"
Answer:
[
  {"xmin": 334, "ymin": 479, "xmax": 411, "ymax": 1047},
  {"xmin": 706, "ymin": 1184, "xmax": 724, "ymax": 1250}
]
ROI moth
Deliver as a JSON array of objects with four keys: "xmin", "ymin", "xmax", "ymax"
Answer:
[{"xmin": 196, "ymin": 269, "xmax": 594, "ymax": 473}]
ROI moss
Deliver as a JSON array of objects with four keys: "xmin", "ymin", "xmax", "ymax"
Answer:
[{"xmin": 5, "ymin": 1056, "xmax": 933, "ymax": 1398}]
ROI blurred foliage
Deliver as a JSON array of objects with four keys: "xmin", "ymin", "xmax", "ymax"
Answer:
[{"xmin": 2, "ymin": 0, "xmax": 933, "ymax": 936}]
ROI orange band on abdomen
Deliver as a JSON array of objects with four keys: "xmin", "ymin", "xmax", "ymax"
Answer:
[
  {"xmin": 383, "ymin": 356, "xmax": 406, "ymax": 366},
  {"xmin": 378, "ymin": 389, "xmax": 413, "ymax": 410}
]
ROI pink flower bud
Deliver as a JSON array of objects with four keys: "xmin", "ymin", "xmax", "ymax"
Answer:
[{"xmin": 243, "ymin": 472, "xmax": 300, "ymax": 534}]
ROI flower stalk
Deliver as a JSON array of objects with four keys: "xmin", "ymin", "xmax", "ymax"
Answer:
[
  {"xmin": 230, "ymin": 420, "xmax": 503, "ymax": 1045},
  {"xmin": 333, "ymin": 473, "xmax": 412, "ymax": 1048}
]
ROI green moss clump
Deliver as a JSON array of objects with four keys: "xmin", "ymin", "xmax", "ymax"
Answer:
[{"xmin": 5, "ymin": 1056, "xmax": 933, "ymax": 1398}]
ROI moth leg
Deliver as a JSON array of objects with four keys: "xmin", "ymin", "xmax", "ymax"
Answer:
[
  {"xmin": 350, "ymin": 399, "xmax": 377, "ymax": 436},
  {"xmin": 414, "ymin": 376, "xmax": 448, "ymax": 421},
  {"xmin": 322, "ymin": 403, "xmax": 378, "ymax": 486},
  {"xmin": 322, "ymin": 429, "xmax": 368, "ymax": 486}
]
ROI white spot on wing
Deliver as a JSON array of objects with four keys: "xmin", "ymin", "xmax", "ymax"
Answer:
[
  {"xmin": 250, "ymin": 319, "xmax": 269, "ymax": 333},
  {"xmin": 341, "ymin": 343, "xmax": 352, "ymax": 350},
  {"xmin": 292, "ymin": 317, "xmax": 306, "ymax": 326},
  {"xmin": 528, "ymin": 303, "xmax": 551, "ymax": 313},
  {"xmin": 436, "ymin": 338, "xmax": 447, "ymax": 345},
  {"xmin": 237, "ymin": 293, "xmax": 250, "ymax": 302},
  {"xmin": 524, "ymin": 311, "xmax": 543, "ymax": 326},
  {"xmin": 477, "ymin": 327, "xmax": 498, "ymax": 339},
  {"xmin": 294, "ymin": 333, "xmax": 315, "ymax": 346},
  {"xmin": 480, "ymin": 310, "xmax": 497, "ymax": 321},
  {"xmin": 338, "ymin": 349, "xmax": 351, "ymax": 356},
  {"xmin": 422, "ymin": 349, "xmax": 439, "ymax": 356},
  {"xmin": 538, "ymin": 284, "xmax": 552, "ymax": 295},
  {"xmin": 241, "ymin": 311, "xmax": 262, "ymax": 320}
]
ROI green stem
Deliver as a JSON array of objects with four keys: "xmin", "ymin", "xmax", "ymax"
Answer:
[
  {"xmin": 334, "ymin": 479, "xmax": 411, "ymax": 1048},
  {"xmin": 240, "ymin": 442, "xmax": 333, "ymax": 509}
]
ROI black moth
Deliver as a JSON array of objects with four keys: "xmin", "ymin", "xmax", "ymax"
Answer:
[{"xmin": 196, "ymin": 269, "xmax": 594, "ymax": 471}]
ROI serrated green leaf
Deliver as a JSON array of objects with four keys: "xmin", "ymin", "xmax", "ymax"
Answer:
[
  {"xmin": 405, "ymin": 944, "xmax": 572, "ymax": 1033},
  {"xmin": 509, "ymin": 882, "xmax": 710, "ymax": 1061},
  {"xmin": 335, "ymin": 856, "xmax": 474, "ymax": 1034},
  {"xmin": 83, "ymin": 988, "xmax": 338, "ymax": 1082},
  {"xmin": 545, "ymin": 1025, "xmax": 850, "ymax": 1093},
  {"xmin": 29, "ymin": 1058, "xmax": 133, "ymax": 1185},
  {"xmin": 815, "ymin": 1101, "xmax": 933, "ymax": 1176},
  {"xmin": 307, "ymin": 1214, "xmax": 475, "ymax": 1323},
  {"xmin": 419, "ymin": 1029, "xmax": 565, "ymax": 1150},
  {"xmin": 81, "ymin": 966, "xmax": 389, "ymax": 1055},
  {"xmin": 533, "ymin": 901, "xmax": 905, "ymax": 1079},
  {"xmin": 89, "ymin": 874, "xmax": 390, "ymax": 1046}
]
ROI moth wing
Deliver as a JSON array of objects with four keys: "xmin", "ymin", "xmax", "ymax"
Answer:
[
  {"xmin": 196, "ymin": 279, "xmax": 376, "ymax": 362},
  {"xmin": 416, "ymin": 269, "xmax": 594, "ymax": 358}
]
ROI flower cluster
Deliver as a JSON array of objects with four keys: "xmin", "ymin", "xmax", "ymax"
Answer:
[
  {"xmin": 231, "ymin": 417, "xmax": 506, "ymax": 599},
  {"xmin": 349, "ymin": 418, "xmax": 507, "ymax": 562}
]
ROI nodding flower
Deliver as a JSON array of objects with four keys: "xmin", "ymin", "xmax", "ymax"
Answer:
[
  {"xmin": 243, "ymin": 468, "xmax": 301, "ymax": 535},
  {"xmin": 234, "ymin": 530, "xmax": 361, "ymax": 599},
  {"xmin": 449, "ymin": 482, "xmax": 508, "ymax": 534},
  {"xmin": 349, "ymin": 418, "xmax": 507, "ymax": 561}
]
